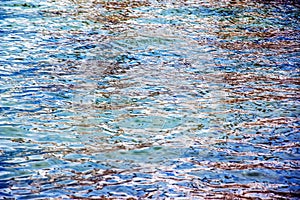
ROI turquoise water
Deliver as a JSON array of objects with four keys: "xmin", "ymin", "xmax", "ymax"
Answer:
[{"xmin": 0, "ymin": 0, "xmax": 299, "ymax": 198}]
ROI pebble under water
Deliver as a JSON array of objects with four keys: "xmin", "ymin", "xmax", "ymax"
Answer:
[{"xmin": 0, "ymin": 0, "xmax": 299, "ymax": 199}]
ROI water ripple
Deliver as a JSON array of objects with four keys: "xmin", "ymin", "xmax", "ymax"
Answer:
[{"xmin": 0, "ymin": 0, "xmax": 299, "ymax": 199}]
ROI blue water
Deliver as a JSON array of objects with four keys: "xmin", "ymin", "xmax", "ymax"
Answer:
[{"xmin": 0, "ymin": 0, "xmax": 299, "ymax": 199}]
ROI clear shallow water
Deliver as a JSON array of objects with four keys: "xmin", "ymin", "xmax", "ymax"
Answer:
[{"xmin": 0, "ymin": 0, "xmax": 299, "ymax": 199}]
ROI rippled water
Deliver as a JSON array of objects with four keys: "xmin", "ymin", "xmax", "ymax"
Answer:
[{"xmin": 0, "ymin": 0, "xmax": 299, "ymax": 199}]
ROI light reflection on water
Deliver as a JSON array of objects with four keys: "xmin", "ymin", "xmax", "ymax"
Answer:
[{"xmin": 0, "ymin": 0, "xmax": 299, "ymax": 199}]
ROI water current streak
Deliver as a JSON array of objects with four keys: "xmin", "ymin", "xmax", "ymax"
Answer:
[{"xmin": 0, "ymin": 0, "xmax": 299, "ymax": 199}]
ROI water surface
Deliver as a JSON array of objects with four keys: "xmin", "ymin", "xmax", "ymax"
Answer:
[{"xmin": 0, "ymin": 0, "xmax": 299, "ymax": 199}]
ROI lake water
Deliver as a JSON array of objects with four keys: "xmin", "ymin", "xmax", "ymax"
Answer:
[{"xmin": 0, "ymin": 0, "xmax": 299, "ymax": 199}]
